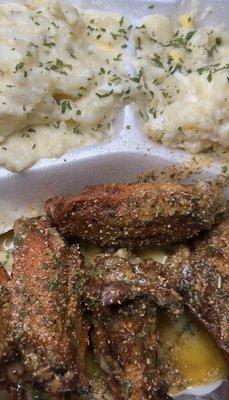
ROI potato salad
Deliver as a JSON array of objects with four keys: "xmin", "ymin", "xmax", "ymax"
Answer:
[
  {"xmin": 134, "ymin": 14, "xmax": 229, "ymax": 158},
  {"xmin": 0, "ymin": 0, "xmax": 132, "ymax": 171},
  {"xmin": 0, "ymin": 0, "xmax": 228, "ymax": 171}
]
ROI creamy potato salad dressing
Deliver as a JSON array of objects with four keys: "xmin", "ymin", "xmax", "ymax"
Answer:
[
  {"xmin": 0, "ymin": 1, "xmax": 228, "ymax": 170},
  {"xmin": 0, "ymin": 0, "xmax": 132, "ymax": 171},
  {"xmin": 134, "ymin": 14, "xmax": 229, "ymax": 158}
]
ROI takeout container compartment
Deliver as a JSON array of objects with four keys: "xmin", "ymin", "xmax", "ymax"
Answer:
[
  {"xmin": 0, "ymin": 0, "xmax": 228, "ymax": 398},
  {"xmin": 0, "ymin": 104, "xmax": 226, "ymax": 234}
]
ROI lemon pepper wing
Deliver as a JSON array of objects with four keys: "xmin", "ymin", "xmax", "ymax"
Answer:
[
  {"xmin": 83, "ymin": 250, "xmax": 182, "ymax": 317},
  {"xmin": 45, "ymin": 182, "xmax": 225, "ymax": 248},
  {"xmin": 90, "ymin": 298, "xmax": 168, "ymax": 400},
  {"xmin": 10, "ymin": 217, "xmax": 89, "ymax": 393},
  {"xmin": 181, "ymin": 220, "xmax": 229, "ymax": 358},
  {"xmin": 165, "ymin": 220, "xmax": 229, "ymax": 359}
]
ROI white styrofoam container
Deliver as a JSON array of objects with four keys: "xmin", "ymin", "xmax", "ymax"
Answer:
[{"xmin": 0, "ymin": 0, "xmax": 228, "ymax": 398}]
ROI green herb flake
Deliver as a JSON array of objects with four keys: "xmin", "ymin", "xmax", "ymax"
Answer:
[
  {"xmin": 14, "ymin": 62, "xmax": 24, "ymax": 72},
  {"xmin": 96, "ymin": 89, "xmax": 114, "ymax": 99},
  {"xmin": 113, "ymin": 53, "xmax": 122, "ymax": 61},
  {"xmin": 149, "ymin": 108, "xmax": 157, "ymax": 118},
  {"xmin": 61, "ymin": 100, "xmax": 72, "ymax": 113},
  {"xmin": 119, "ymin": 16, "xmax": 124, "ymax": 27},
  {"xmin": 185, "ymin": 30, "xmax": 196, "ymax": 42},
  {"xmin": 130, "ymin": 68, "xmax": 143, "ymax": 83},
  {"xmin": 221, "ymin": 165, "xmax": 228, "ymax": 174},
  {"xmin": 42, "ymin": 263, "xmax": 49, "ymax": 270},
  {"xmin": 122, "ymin": 381, "xmax": 132, "ymax": 397},
  {"xmin": 53, "ymin": 121, "xmax": 60, "ymax": 129},
  {"xmin": 46, "ymin": 279, "xmax": 59, "ymax": 292},
  {"xmin": 43, "ymin": 41, "xmax": 56, "ymax": 48},
  {"xmin": 73, "ymin": 124, "xmax": 82, "ymax": 134},
  {"xmin": 14, "ymin": 235, "xmax": 22, "ymax": 248},
  {"xmin": 207, "ymin": 70, "xmax": 212, "ymax": 82}
]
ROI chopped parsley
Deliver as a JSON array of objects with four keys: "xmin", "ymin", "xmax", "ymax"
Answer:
[
  {"xmin": 61, "ymin": 100, "xmax": 72, "ymax": 113},
  {"xmin": 96, "ymin": 89, "xmax": 114, "ymax": 98},
  {"xmin": 122, "ymin": 381, "xmax": 132, "ymax": 397},
  {"xmin": 113, "ymin": 53, "xmax": 122, "ymax": 61},
  {"xmin": 53, "ymin": 121, "xmax": 60, "ymax": 129},
  {"xmin": 221, "ymin": 165, "xmax": 228, "ymax": 174},
  {"xmin": 119, "ymin": 16, "xmax": 124, "ymax": 27},
  {"xmin": 43, "ymin": 41, "xmax": 56, "ymax": 48},
  {"xmin": 14, "ymin": 62, "xmax": 24, "ymax": 72},
  {"xmin": 130, "ymin": 68, "xmax": 143, "ymax": 83},
  {"xmin": 73, "ymin": 124, "xmax": 82, "ymax": 134},
  {"xmin": 207, "ymin": 70, "xmax": 212, "ymax": 82}
]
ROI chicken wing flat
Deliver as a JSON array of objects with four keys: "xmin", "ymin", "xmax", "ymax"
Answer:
[
  {"xmin": 83, "ymin": 249, "xmax": 182, "ymax": 317},
  {"xmin": 45, "ymin": 182, "xmax": 225, "ymax": 248},
  {"xmin": 8, "ymin": 217, "xmax": 89, "ymax": 393},
  {"xmin": 165, "ymin": 220, "xmax": 229, "ymax": 359},
  {"xmin": 181, "ymin": 220, "xmax": 229, "ymax": 358},
  {"xmin": 91, "ymin": 298, "xmax": 169, "ymax": 400},
  {"xmin": 0, "ymin": 265, "xmax": 13, "ymax": 361}
]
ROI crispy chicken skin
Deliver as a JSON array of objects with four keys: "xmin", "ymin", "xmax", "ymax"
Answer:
[
  {"xmin": 83, "ymin": 249, "xmax": 182, "ymax": 317},
  {"xmin": 91, "ymin": 298, "xmax": 169, "ymax": 400},
  {"xmin": 0, "ymin": 265, "xmax": 13, "ymax": 361},
  {"xmin": 5, "ymin": 217, "xmax": 89, "ymax": 393},
  {"xmin": 0, "ymin": 265, "xmax": 9, "ymax": 282},
  {"xmin": 182, "ymin": 220, "xmax": 229, "ymax": 358},
  {"xmin": 190, "ymin": 220, "xmax": 229, "ymax": 276},
  {"xmin": 45, "ymin": 182, "xmax": 225, "ymax": 248},
  {"xmin": 166, "ymin": 220, "xmax": 229, "ymax": 358},
  {"xmin": 81, "ymin": 250, "xmax": 182, "ymax": 399}
]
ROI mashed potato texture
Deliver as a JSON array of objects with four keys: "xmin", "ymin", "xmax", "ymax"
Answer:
[
  {"xmin": 134, "ymin": 14, "xmax": 229, "ymax": 158},
  {"xmin": 0, "ymin": 1, "xmax": 228, "ymax": 171},
  {"xmin": 0, "ymin": 0, "xmax": 132, "ymax": 170}
]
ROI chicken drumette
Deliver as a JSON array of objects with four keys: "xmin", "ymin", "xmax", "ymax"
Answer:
[
  {"xmin": 45, "ymin": 182, "xmax": 225, "ymax": 248},
  {"xmin": 0, "ymin": 217, "xmax": 89, "ymax": 393},
  {"xmin": 83, "ymin": 249, "xmax": 182, "ymax": 316}
]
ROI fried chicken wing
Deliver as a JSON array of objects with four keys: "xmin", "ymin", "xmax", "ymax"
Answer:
[
  {"xmin": 83, "ymin": 249, "xmax": 182, "ymax": 317},
  {"xmin": 91, "ymin": 298, "xmax": 169, "ymax": 400},
  {"xmin": 190, "ymin": 220, "xmax": 229, "ymax": 275},
  {"xmin": 165, "ymin": 220, "xmax": 229, "ymax": 358},
  {"xmin": 80, "ymin": 249, "xmax": 182, "ymax": 399},
  {"xmin": 181, "ymin": 220, "xmax": 229, "ymax": 358},
  {"xmin": 8, "ymin": 217, "xmax": 89, "ymax": 393},
  {"xmin": 45, "ymin": 182, "xmax": 225, "ymax": 248},
  {"xmin": 0, "ymin": 265, "xmax": 13, "ymax": 361}
]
